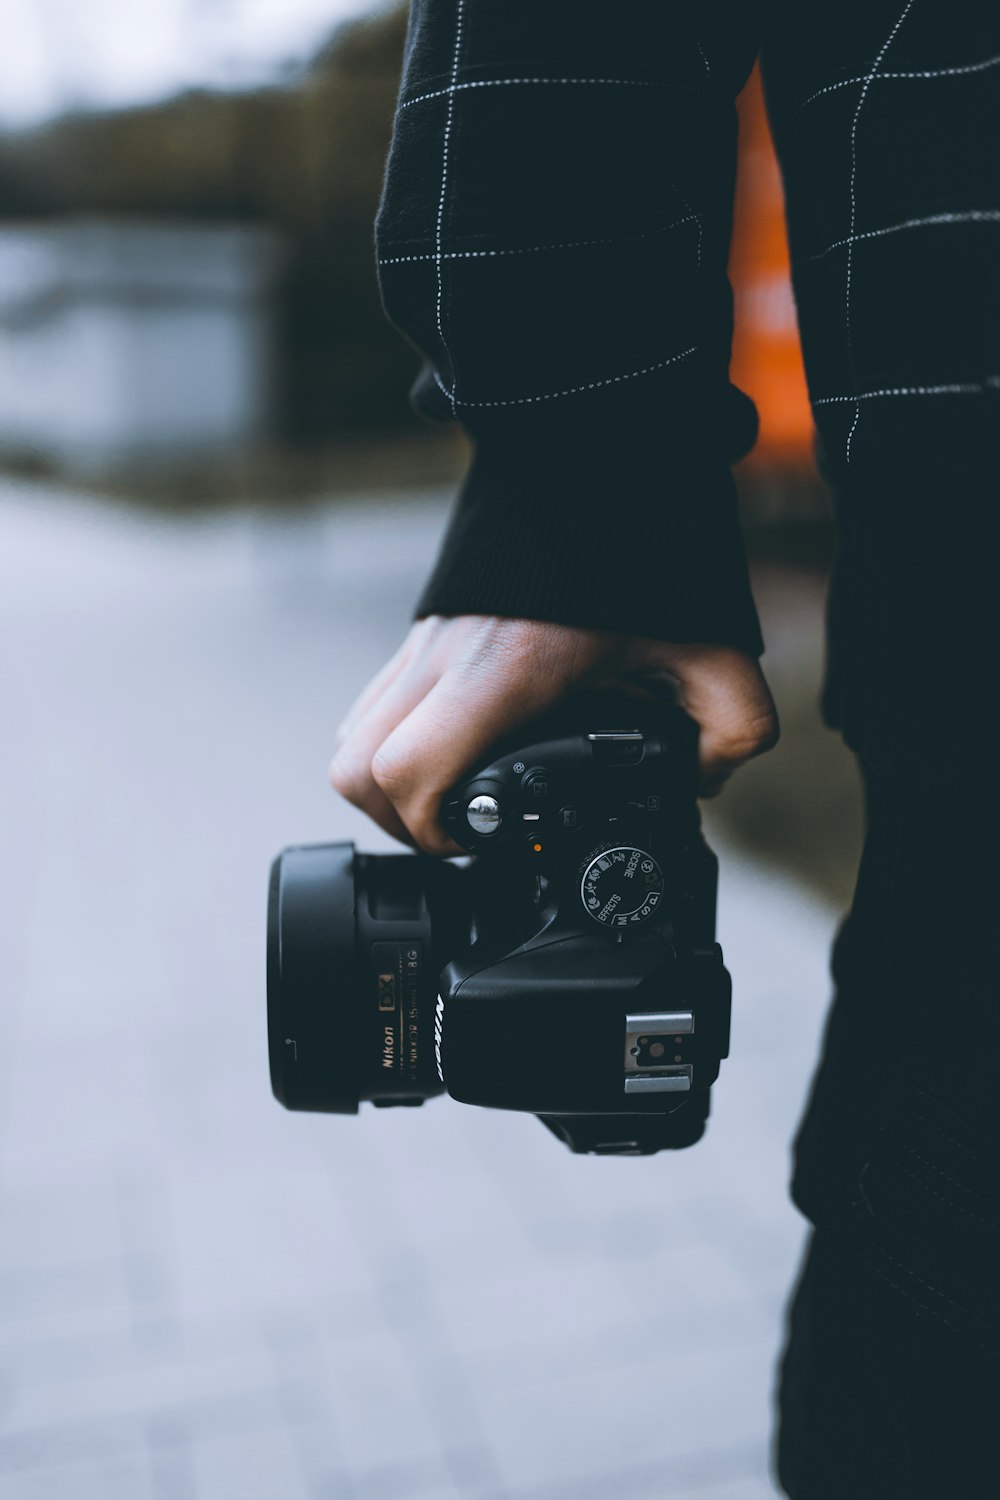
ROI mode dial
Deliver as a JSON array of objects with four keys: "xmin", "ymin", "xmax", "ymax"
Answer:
[{"xmin": 580, "ymin": 844, "xmax": 664, "ymax": 929}]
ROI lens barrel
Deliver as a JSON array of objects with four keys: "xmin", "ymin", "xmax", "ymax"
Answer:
[
  {"xmin": 267, "ymin": 842, "xmax": 466, "ymax": 1113},
  {"xmin": 268, "ymin": 844, "xmax": 360, "ymax": 1112}
]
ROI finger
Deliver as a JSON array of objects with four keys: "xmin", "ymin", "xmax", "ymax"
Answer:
[
  {"xmin": 369, "ymin": 657, "xmax": 572, "ymax": 854},
  {"xmin": 330, "ymin": 700, "xmax": 420, "ymax": 845},
  {"xmin": 331, "ymin": 639, "xmax": 413, "ymax": 755},
  {"xmin": 329, "ymin": 655, "xmax": 442, "ymax": 825},
  {"xmin": 356, "ymin": 794, "xmax": 418, "ymax": 847},
  {"xmin": 666, "ymin": 649, "xmax": 778, "ymax": 791}
]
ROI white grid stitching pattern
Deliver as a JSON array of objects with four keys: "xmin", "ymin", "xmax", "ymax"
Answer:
[
  {"xmin": 394, "ymin": 39, "xmax": 707, "ymax": 408},
  {"xmin": 814, "ymin": 381, "xmax": 994, "ymax": 405},
  {"xmin": 434, "ymin": 0, "xmax": 466, "ymax": 413},
  {"xmin": 799, "ymin": 52, "xmax": 1000, "ymax": 109},
  {"xmin": 668, "ymin": 185, "xmax": 702, "ymax": 267},
  {"xmin": 807, "ymin": 209, "xmax": 1000, "ymax": 262},
  {"xmin": 399, "ymin": 75, "xmax": 713, "ymax": 110},
  {"xmin": 379, "ymin": 213, "xmax": 701, "ymax": 267},
  {"xmin": 401, "ymin": 15, "xmax": 998, "ymax": 418},
  {"xmin": 844, "ymin": 1, "xmax": 918, "ymax": 463},
  {"xmin": 433, "ymin": 345, "xmax": 697, "ymax": 408}
]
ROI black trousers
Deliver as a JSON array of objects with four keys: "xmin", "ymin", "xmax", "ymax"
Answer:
[{"xmin": 775, "ymin": 768, "xmax": 1000, "ymax": 1496}]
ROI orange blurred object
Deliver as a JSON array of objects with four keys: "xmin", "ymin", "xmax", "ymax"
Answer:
[{"xmin": 729, "ymin": 66, "xmax": 815, "ymax": 468}]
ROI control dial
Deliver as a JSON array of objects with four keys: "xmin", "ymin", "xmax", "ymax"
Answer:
[{"xmin": 580, "ymin": 844, "xmax": 664, "ymax": 929}]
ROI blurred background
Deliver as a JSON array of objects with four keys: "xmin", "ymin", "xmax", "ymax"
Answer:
[{"xmin": 0, "ymin": 5, "xmax": 862, "ymax": 1498}]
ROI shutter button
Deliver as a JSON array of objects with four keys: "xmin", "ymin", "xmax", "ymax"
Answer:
[{"xmin": 466, "ymin": 794, "xmax": 501, "ymax": 835}]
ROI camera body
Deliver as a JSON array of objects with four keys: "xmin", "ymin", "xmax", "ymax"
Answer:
[{"xmin": 267, "ymin": 696, "xmax": 731, "ymax": 1155}]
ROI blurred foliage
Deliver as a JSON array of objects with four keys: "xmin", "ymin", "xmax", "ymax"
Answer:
[
  {"xmin": 0, "ymin": 11, "xmax": 862, "ymax": 900},
  {"xmin": 0, "ymin": 4, "xmax": 419, "ymax": 440}
]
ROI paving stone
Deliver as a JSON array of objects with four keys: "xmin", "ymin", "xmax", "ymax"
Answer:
[
  {"xmin": 0, "ymin": 479, "xmax": 837, "ymax": 1498},
  {"xmin": 0, "ymin": 1450, "xmax": 154, "ymax": 1500}
]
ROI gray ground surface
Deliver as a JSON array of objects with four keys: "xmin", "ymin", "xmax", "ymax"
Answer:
[{"xmin": 1, "ymin": 478, "xmax": 842, "ymax": 1499}]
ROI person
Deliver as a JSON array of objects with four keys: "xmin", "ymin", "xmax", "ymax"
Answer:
[{"xmin": 329, "ymin": 4, "xmax": 1000, "ymax": 1494}]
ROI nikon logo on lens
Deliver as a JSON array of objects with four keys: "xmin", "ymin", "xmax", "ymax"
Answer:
[{"xmin": 267, "ymin": 844, "xmax": 467, "ymax": 1114}]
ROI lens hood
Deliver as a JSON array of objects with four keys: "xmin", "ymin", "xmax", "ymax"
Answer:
[{"xmin": 268, "ymin": 842, "xmax": 361, "ymax": 1113}]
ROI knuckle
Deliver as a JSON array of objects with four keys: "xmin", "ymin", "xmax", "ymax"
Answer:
[
  {"xmin": 722, "ymin": 711, "xmax": 780, "ymax": 763},
  {"xmin": 328, "ymin": 751, "xmax": 366, "ymax": 800},
  {"xmin": 746, "ymin": 711, "xmax": 781, "ymax": 756},
  {"xmin": 370, "ymin": 746, "xmax": 411, "ymax": 794}
]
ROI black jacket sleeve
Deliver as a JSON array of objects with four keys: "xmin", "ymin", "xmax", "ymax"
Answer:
[{"xmin": 375, "ymin": 1, "xmax": 766, "ymax": 652}]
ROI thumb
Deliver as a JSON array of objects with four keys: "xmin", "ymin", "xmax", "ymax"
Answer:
[{"xmin": 646, "ymin": 644, "xmax": 778, "ymax": 794}]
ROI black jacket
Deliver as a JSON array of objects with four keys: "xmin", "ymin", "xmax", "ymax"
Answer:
[{"xmin": 375, "ymin": 1, "xmax": 1000, "ymax": 773}]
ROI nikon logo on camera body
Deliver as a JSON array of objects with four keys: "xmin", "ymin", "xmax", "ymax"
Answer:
[{"xmin": 434, "ymin": 994, "xmax": 445, "ymax": 1083}]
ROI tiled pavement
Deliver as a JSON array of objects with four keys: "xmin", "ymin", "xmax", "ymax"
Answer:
[{"xmin": 0, "ymin": 479, "xmax": 839, "ymax": 1499}]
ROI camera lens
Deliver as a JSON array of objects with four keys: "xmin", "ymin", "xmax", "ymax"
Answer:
[{"xmin": 267, "ymin": 843, "xmax": 468, "ymax": 1113}]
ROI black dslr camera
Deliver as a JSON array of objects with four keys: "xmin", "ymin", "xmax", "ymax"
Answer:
[{"xmin": 267, "ymin": 695, "xmax": 731, "ymax": 1155}]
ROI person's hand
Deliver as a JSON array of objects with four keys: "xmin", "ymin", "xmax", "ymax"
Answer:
[{"xmin": 329, "ymin": 615, "xmax": 778, "ymax": 855}]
